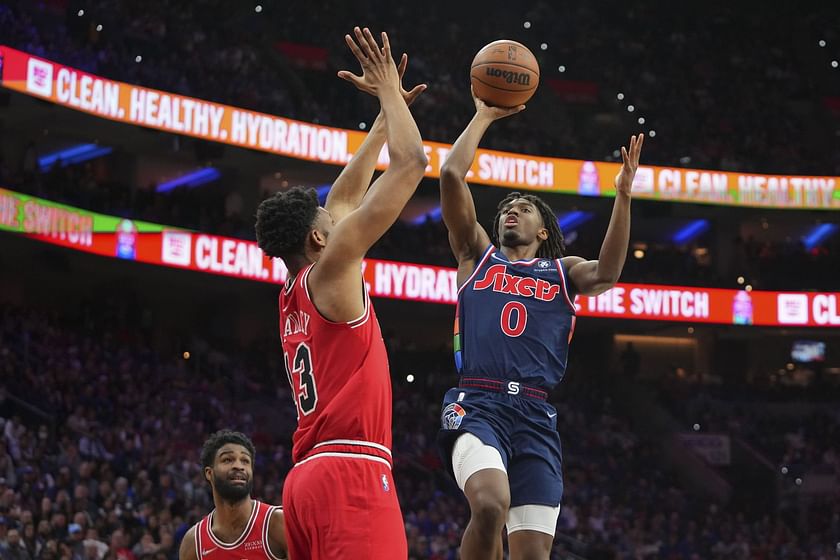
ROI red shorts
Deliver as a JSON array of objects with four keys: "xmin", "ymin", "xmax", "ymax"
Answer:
[{"xmin": 282, "ymin": 454, "xmax": 407, "ymax": 559}]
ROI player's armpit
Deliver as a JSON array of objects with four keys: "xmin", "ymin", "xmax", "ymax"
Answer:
[
  {"xmin": 178, "ymin": 527, "xmax": 198, "ymax": 560},
  {"xmin": 563, "ymin": 256, "xmax": 617, "ymax": 297},
  {"xmin": 267, "ymin": 508, "xmax": 287, "ymax": 560}
]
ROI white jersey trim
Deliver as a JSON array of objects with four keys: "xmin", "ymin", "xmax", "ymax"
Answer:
[
  {"xmin": 555, "ymin": 258, "xmax": 576, "ymax": 312},
  {"xmin": 294, "ymin": 451, "xmax": 392, "ymax": 469},
  {"xmin": 312, "ymin": 439, "xmax": 392, "ymax": 456},
  {"xmin": 192, "ymin": 522, "xmax": 201, "ymax": 560},
  {"xmin": 261, "ymin": 505, "xmax": 285, "ymax": 560},
  {"xmin": 301, "ymin": 264, "xmax": 372, "ymax": 328},
  {"xmin": 457, "ymin": 244, "xmax": 495, "ymax": 295},
  {"xmin": 206, "ymin": 500, "xmax": 258, "ymax": 549}
]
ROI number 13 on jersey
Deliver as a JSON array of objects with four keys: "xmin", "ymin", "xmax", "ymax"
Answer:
[{"xmin": 284, "ymin": 343, "xmax": 318, "ymax": 417}]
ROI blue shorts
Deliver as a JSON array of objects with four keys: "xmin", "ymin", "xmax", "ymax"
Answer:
[{"xmin": 437, "ymin": 387, "xmax": 564, "ymax": 507}]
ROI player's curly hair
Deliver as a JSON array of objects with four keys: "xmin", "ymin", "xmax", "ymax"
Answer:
[
  {"xmin": 491, "ymin": 191, "xmax": 566, "ymax": 259},
  {"xmin": 200, "ymin": 430, "xmax": 256, "ymax": 469},
  {"xmin": 255, "ymin": 187, "xmax": 320, "ymax": 260}
]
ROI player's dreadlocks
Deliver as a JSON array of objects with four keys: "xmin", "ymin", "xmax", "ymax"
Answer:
[
  {"xmin": 255, "ymin": 186, "xmax": 319, "ymax": 261},
  {"xmin": 200, "ymin": 430, "xmax": 256, "ymax": 470},
  {"xmin": 491, "ymin": 191, "xmax": 566, "ymax": 259}
]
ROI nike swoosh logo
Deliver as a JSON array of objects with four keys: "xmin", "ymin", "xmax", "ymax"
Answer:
[
  {"xmin": 201, "ymin": 549, "xmax": 217, "ymax": 556},
  {"xmin": 547, "ymin": 413, "xmax": 557, "ymax": 418}
]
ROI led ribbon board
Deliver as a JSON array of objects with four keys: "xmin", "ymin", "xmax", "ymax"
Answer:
[
  {"xmin": 2, "ymin": 188, "xmax": 839, "ymax": 327},
  {"xmin": 2, "ymin": 46, "xmax": 838, "ymax": 210}
]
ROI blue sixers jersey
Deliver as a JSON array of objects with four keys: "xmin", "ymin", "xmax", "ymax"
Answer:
[{"xmin": 454, "ymin": 245, "xmax": 577, "ymax": 389}]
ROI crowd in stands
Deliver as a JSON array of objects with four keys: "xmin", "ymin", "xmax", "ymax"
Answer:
[
  {"xmin": 2, "ymin": 0, "xmax": 839, "ymax": 293},
  {"xmin": 660, "ymin": 371, "xmax": 840, "ymax": 489},
  {"xmin": 2, "ymin": 1, "xmax": 839, "ymax": 175},
  {"xmin": 2, "ymin": 3, "xmax": 840, "ymax": 559},
  {"xmin": 1, "ymin": 301, "xmax": 839, "ymax": 559}
]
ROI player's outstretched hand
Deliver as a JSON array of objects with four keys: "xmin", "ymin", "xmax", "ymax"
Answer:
[
  {"xmin": 615, "ymin": 133, "xmax": 644, "ymax": 195},
  {"xmin": 397, "ymin": 53, "xmax": 426, "ymax": 106},
  {"xmin": 472, "ymin": 86, "xmax": 525, "ymax": 121},
  {"xmin": 338, "ymin": 27, "xmax": 401, "ymax": 97}
]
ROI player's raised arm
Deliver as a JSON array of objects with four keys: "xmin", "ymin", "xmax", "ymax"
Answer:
[
  {"xmin": 308, "ymin": 28, "xmax": 427, "ymax": 322},
  {"xmin": 564, "ymin": 133, "xmax": 644, "ymax": 296},
  {"xmin": 327, "ymin": 54, "xmax": 426, "ymax": 224},
  {"xmin": 440, "ymin": 89, "xmax": 523, "ymax": 276}
]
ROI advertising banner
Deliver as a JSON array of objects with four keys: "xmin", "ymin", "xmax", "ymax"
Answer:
[
  {"xmin": 2, "ymin": 46, "xmax": 838, "ymax": 210},
  {"xmin": 3, "ymin": 188, "xmax": 839, "ymax": 327}
]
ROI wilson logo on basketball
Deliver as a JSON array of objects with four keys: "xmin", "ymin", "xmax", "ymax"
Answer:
[{"xmin": 484, "ymin": 67, "xmax": 531, "ymax": 86}]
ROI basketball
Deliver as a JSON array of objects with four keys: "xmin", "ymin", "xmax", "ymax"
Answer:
[{"xmin": 470, "ymin": 40, "xmax": 540, "ymax": 107}]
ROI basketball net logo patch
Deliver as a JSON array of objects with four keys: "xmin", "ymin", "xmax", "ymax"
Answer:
[{"xmin": 442, "ymin": 403, "xmax": 466, "ymax": 430}]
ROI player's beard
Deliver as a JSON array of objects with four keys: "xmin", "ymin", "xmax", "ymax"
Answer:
[{"xmin": 213, "ymin": 472, "xmax": 253, "ymax": 503}]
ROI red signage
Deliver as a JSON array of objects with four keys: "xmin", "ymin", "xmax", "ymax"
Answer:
[{"xmin": 3, "ymin": 188, "xmax": 838, "ymax": 327}]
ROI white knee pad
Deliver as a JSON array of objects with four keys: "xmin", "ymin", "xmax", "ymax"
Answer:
[
  {"xmin": 506, "ymin": 504, "xmax": 562, "ymax": 536},
  {"xmin": 451, "ymin": 432, "xmax": 506, "ymax": 490}
]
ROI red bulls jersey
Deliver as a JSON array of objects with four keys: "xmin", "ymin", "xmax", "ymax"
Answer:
[
  {"xmin": 194, "ymin": 501, "xmax": 283, "ymax": 560},
  {"xmin": 278, "ymin": 264, "xmax": 393, "ymax": 467}
]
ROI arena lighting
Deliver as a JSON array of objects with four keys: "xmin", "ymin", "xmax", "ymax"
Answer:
[
  {"xmin": 38, "ymin": 144, "xmax": 113, "ymax": 171},
  {"xmin": 672, "ymin": 219, "xmax": 709, "ymax": 244},
  {"xmin": 316, "ymin": 184, "xmax": 332, "ymax": 204},
  {"xmin": 804, "ymin": 223, "xmax": 838, "ymax": 249},
  {"xmin": 156, "ymin": 167, "xmax": 221, "ymax": 193},
  {"xmin": 411, "ymin": 206, "xmax": 443, "ymax": 225},
  {"xmin": 557, "ymin": 210, "xmax": 593, "ymax": 231}
]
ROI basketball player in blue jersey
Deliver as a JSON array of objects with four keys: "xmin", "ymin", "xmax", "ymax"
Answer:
[{"xmin": 437, "ymin": 90, "xmax": 644, "ymax": 560}]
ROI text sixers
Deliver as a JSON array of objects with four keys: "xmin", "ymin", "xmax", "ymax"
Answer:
[{"xmin": 472, "ymin": 264, "xmax": 561, "ymax": 302}]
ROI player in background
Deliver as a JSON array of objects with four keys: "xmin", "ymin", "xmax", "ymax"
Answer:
[
  {"xmin": 438, "ymin": 89, "xmax": 644, "ymax": 560},
  {"xmin": 254, "ymin": 27, "xmax": 427, "ymax": 559},
  {"xmin": 178, "ymin": 430, "xmax": 286, "ymax": 560}
]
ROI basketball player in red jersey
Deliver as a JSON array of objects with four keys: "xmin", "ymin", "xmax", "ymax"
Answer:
[
  {"xmin": 178, "ymin": 431, "xmax": 287, "ymax": 560},
  {"xmin": 254, "ymin": 27, "xmax": 427, "ymax": 559}
]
